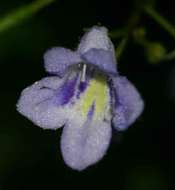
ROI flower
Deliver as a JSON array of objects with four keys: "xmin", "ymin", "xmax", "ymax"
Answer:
[{"xmin": 17, "ymin": 26, "xmax": 144, "ymax": 171}]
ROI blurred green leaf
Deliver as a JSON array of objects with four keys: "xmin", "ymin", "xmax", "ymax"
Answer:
[
  {"xmin": 125, "ymin": 165, "xmax": 167, "ymax": 190},
  {"xmin": 109, "ymin": 28, "xmax": 126, "ymax": 39},
  {"xmin": 144, "ymin": 6, "xmax": 175, "ymax": 39},
  {"xmin": 145, "ymin": 42, "xmax": 166, "ymax": 64},
  {"xmin": 133, "ymin": 27, "xmax": 147, "ymax": 41},
  {"xmin": 160, "ymin": 49, "xmax": 175, "ymax": 62},
  {"xmin": 134, "ymin": 0, "xmax": 157, "ymax": 9},
  {"xmin": 116, "ymin": 38, "xmax": 128, "ymax": 61},
  {"xmin": 133, "ymin": 27, "xmax": 167, "ymax": 64},
  {"xmin": 0, "ymin": 0, "xmax": 56, "ymax": 33}
]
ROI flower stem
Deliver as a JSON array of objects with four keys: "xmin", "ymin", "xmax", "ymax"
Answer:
[
  {"xmin": 116, "ymin": 38, "xmax": 128, "ymax": 61},
  {"xmin": 0, "ymin": 0, "xmax": 56, "ymax": 33},
  {"xmin": 144, "ymin": 6, "xmax": 175, "ymax": 39},
  {"xmin": 161, "ymin": 50, "xmax": 175, "ymax": 61},
  {"xmin": 109, "ymin": 28, "xmax": 126, "ymax": 39},
  {"xmin": 115, "ymin": 12, "xmax": 141, "ymax": 61}
]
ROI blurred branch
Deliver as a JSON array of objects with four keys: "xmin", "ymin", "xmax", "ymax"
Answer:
[
  {"xmin": 144, "ymin": 6, "xmax": 175, "ymax": 39},
  {"xmin": 109, "ymin": 28, "xmax": 126, "ymax": 39},
  {"xmin": 0, "ymin": 0, "xmax": 56, "ymax": 33},
  {"xmin": 116, "ymin": 38, "xmax": 128, "ymax": 61},
  {"xmin": 161, "ymin": 50, "xmax": 175, "ymax": 61},
  {"xmin": 113, "ymin": 11, "xmax": 141, "ymax": 61}
]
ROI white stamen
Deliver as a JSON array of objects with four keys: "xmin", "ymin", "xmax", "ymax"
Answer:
[{"xmin": 81, "ymin": 64, "xmax": 87, "ymax": 82}]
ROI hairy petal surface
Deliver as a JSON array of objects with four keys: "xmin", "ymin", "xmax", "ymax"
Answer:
[
  {"xmin": 44, "ymin": 47, "xmax": 81, "ymax": 76},
  {"xmin": 61, "ymin": 73, "xmax": 112, "ymax": 170},
  {"xmin": 112, "ymin": 76, "xmax": 144, "ymax": 131},
  {"xmin": 61, "ymin": 116, "xmax": 111, "ymax": 171},
  {"xmin": 17, "ymin": 74, "xmax": 79, "ymax": 129},
  {"xmin": 78, "ymin": 26, "xmax": 114, "ymax": 54},
  {"xmin": 82, "ymin": 48, "xmax": 117, "ymax": 75}
]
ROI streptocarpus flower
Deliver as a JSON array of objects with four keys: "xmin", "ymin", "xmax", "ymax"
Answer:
[{"xmin": 17, "ymin": 26, "xmax": 144, "ymax": 171}]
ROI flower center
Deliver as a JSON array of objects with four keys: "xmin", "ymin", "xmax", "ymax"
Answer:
[{"xmin": 80, "ymin": 73, "xmax": 110, "ymax": 120}]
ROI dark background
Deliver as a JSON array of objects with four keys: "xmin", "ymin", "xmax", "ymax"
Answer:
[{"xmin": 0, "ymin": 0, "xmax": 175, "ymax": 189}]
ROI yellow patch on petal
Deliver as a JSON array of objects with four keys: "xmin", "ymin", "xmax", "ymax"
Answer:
[{"xmin": 80, "ymin": 73, "xmax": 109, "ymax": 119}]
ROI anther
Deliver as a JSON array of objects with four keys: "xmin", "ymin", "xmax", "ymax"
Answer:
[{"xmin": 81, "ymin": 64, "xmax": 87, "ymax": 82}]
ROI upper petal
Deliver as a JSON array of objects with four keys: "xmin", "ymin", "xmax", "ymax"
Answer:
[
  {"xmin": 44, "ymin": 47, "xmax": 81, "ymax": 76},
  {"xmin": 111, "ymin": 76, "xmax": 144, "ymax": 131},
  {"xmin": 78, "ymin": 26, "xmax": 114, "ymax": 54},
  {"xmin": 81, "ymin": 48, "xmax": 117, "ymax": 75},
  {"xmin": 17, "ymin": 73, "xmax": 79, "ymax": 129},
  {"xmin": 78, "ymin": 26, "xmax": 117, "ymax": 75}
]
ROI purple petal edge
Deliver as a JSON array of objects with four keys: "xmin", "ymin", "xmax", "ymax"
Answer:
[
  {"xmin": 81, "ymin": 48, "xmax": 117, "ymax": 76},
  {"xmin": 111, "ymin": 76, "xmax": 144, "ymax": 131}
]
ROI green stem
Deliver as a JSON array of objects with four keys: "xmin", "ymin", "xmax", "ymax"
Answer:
[
  {"xmin": 144, "ymin": 6, "xmax": 175, "ymax": 39},
  {"xmin": 161, "ymin": 50, "xmax": 175, "ymax": 61},
  {"xmin": 109, "ymin": 28, "xmax": 126, "ymax": 39},
  {"xmin": 116, "ymin": 38, "xmax": 128, "ymax": 61},
  {"xmin": 0, "ymin": 0, "xmax": 56, "ymax": 33},
  {"xmin": 115, "ymin": 12, "xmax": 141, "ymax": 60}
]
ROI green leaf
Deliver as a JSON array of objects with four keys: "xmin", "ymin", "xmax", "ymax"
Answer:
[
  {"xmin": 144, "ymin": 6, "xmax": 175, "ymax": 39},
  {"xmin": 0, "ymin": 0, "xmax": 56, "ymax": 33}
]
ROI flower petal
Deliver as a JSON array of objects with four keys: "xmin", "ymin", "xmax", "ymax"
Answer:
[
  {"xmin": 17, "ymin": 73, "xmax": 79, "ymax": 129},
  {"xmin": 44, "ymin": 47, "xmax": 81, "ymax": 76},
  {"xmin": 78, "ymin": 26, "xmax": 114, "ymax": 54},
  {"xmin": 112, "ymin": 76, "xmax": 144, "ymax": 131},
  {"xmin": 60, "ymin": 74, "xmax": 112, "ymax": 170},
  {"xmin": 81, "ymin": 48, "xmax": 117, "ymax": 75},
  {"xmin": 61, "ymin": 116, "xmax": 112, "ymax": 171},
  {"xmin": 78, "ymin": 26, "xmax": 117, "ymax": 75}
]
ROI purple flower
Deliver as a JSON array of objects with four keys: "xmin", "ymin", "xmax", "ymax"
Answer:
[{"xmin": 17, "ymin": 26, "xmax": 144, "ymax": 171}]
